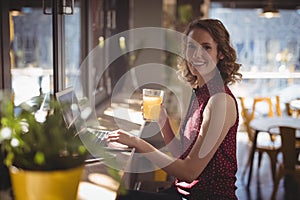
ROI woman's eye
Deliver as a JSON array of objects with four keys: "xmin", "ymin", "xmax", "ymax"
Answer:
[
  {"xmin": 187, "ymin": 43, "xmax": 196, "ymax": 49},
  {"xmin": 202, "ymin": 45, "xmax": 211, "ymax": 50}
]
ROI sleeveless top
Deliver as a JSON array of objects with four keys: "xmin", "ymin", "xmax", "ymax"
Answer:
[{"xmin": 174, "ymin": 75, "xmax": 239, "ymax": 200}]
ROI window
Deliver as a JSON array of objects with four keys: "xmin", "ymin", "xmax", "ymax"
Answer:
[
  {"xmin": 9, "ymin": 5, "xmax": 53, "ymax": 106},
  {"xmin": 210, "ymin": 6, "xmax": 300, "ymax": 102}
]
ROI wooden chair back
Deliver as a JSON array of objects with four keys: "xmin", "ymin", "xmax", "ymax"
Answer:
[
  {"xmin": 271, "ymin": 126, "xmax": 300, "ymax": 199},
  {"xmin": 251, "ymin": 96, "xmax": 282, "ymax": 120},
  {"xmin": 279, "ymin": 126, "xmax": 297, "ymax": 170},
  {"xmin": 238, "ymin": 96, "xmax": 254, "ymax": 141},
  {"xmin": 238, "ymin": 96, "xmax": 282, "ymax": 142}
]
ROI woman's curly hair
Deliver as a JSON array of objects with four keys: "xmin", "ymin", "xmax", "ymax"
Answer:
[{"xmin": 177, "ymin": 18, "xmax": 242, "ymax": 86}]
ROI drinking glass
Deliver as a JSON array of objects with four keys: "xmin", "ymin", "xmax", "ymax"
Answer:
[{"xmin": 142, "ymin": 89, "xmax": 164, "ymax": 122}]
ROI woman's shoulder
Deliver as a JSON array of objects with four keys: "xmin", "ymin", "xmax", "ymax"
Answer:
[
  {"xmin": 209, "ymin": 92, "xmax": 235, "ymax": 105},
  {"xmin": 208, "ymin": 92, "xmax": 237, "ymax": 114}
]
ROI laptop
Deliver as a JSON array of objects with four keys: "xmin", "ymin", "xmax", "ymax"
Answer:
[{"xmin": 55, "ymin": 87, "xmax": 132, "ymax": 154}]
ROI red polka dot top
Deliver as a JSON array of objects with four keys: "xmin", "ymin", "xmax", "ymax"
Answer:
[{"xmin": 174, "ymin": 75, "xmax": 239, "ymax": 200}]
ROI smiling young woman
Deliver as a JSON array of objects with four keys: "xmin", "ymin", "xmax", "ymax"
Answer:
[{"xmin": 108, "ymin": 18, "xmax": 242, "ymax": 200}]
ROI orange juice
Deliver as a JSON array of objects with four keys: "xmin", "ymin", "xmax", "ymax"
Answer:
[{"xmin": 142, "ymin": 89, "xmax": 164, "ymax": 121}]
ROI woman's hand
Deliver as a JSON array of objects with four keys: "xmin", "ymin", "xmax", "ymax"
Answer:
[
  {"xmin": 106, "ymin": 129, "xmax": 138, "ymax": 148},
  {"xmin": 157, "ymin": 104, "xmax": 169, "ymax": 129}
]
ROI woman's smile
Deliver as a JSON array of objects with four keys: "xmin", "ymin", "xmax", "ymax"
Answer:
[{"xmin": 190, "ymin": 59, "xmax": 207, "ymax": 68}]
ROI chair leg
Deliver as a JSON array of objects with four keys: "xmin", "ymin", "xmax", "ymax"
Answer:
[
  {"xmin": 258, "ymin": 151, "xmax": 263, "ymax": 169},
  {"xmin": 271, "ymin": 169, "xmax": 283, "ymax": 200},
  {"xmin": 266, "ymin": 150, "xmax": 279, "ymax": 183},
  {"xmin": 242, "ymin": 149, "xmax": 252, "ymax": 180}
]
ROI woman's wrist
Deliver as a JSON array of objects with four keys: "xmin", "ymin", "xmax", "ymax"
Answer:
[
  {"xmin": 133, "ymin": 137, "xmax": 150, "ymax": 153},
  {"xmin": 158, "ymin": 116, "xmax": 169, "ymax": 129},
  {"xmin": 158, "ymin": 105, "xmax": 168, "ymax": 127},
  {"xmin": 132, "ymin": 136, "xmax": 142, "ymax": 149}
]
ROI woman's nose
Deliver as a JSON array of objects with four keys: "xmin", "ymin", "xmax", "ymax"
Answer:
[{"xmin": 192, "ymin": 47, "xmax": 203, "ymax": 58}]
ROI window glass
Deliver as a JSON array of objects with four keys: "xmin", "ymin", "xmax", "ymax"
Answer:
[
  {"xmin": 209, "ymin": 7, "xmax": 300, "ymax": 101},
  {"xmin": 64, "ymin": 3, "xmax": 81, "ymax": 88},
  {"xmin": 10, "ymin": 7, "xmax": 53, "ymax": 106}
]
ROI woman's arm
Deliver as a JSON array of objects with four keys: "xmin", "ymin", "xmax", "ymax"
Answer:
[
  {"xmin": 107, "ymin": 93, "xmax": 237, "ymax": 182},
  {"xmin": 157, "ymin": 105, "xmax": 181, "ymax": 157}
]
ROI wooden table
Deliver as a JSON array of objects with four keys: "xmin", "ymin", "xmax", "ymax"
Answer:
[
  {"xmin": 77, "ymin": 94, "xmax": 145, "ymax": 200},
  {"xmin": 247, "ymin": 116, "xmax": 300, "ymax": 187}
]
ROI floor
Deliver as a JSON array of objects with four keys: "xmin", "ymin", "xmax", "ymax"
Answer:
[
  {"xmin": 135, "ymin": 131, "xmax": 297, "ymax": 200},
  {"xmin": 0, "ymin": 131, "xmax": 299, "ymax": 200},
  {"xmin": 236, "ymin": 131, "xmax": 299, "ymax": 200}
]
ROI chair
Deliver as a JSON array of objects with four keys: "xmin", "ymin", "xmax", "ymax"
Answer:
[
  {"xmin": 239, "ymin": 96, "xmax": 282, "ymax": 184},
  {"xmin": 288, "ymin": 99, "xmax": 300, "ymax": 117},
  {"xmin": 250, "ymin": 96, "xmax": 282, "ymax": 120},
  {"xmin": 285, "ymin": 102, "xmax": 293, "ymax": 116},
  {"xmin": 271, "ymin": 126, "xmax": 300, "ymax": 200}
]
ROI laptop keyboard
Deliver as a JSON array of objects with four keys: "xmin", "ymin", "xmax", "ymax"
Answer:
[{"xmin": 89, "ymin": 129, "xmax": 110, "ymax": 145}]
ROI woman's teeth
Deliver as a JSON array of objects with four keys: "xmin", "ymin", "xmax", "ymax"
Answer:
[{"xmin": 191, "ymin": 61, "xmax": 206, "ymax": 66}]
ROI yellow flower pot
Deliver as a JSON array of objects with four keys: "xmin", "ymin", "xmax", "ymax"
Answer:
[{"xmin": 9, "ymin": 165, "xmax": 84, "ymax": 200}]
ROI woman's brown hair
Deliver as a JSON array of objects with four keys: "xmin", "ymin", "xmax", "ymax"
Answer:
[{"xmin": 177, "ymin": 18, "xmax": 242, "ymax": 86}]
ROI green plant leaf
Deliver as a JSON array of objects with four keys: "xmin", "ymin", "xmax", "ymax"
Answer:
[
  {"xmin": 1, "ymin": 94, "xmax": 88, "ymax": 170},
  {"xmin": 34, "ymin": 151, "xmax": 45, "ymax": 165}
]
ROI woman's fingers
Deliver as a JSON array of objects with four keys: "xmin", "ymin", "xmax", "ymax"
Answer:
[
  {"xmin": 107, "ymin": 131, "xmax": 119, "ymax": 137},
  {"xmin": 107, "ymin": 130, "xmax": 137, "ymax": 148},
  {"xmin": 106, "ymin": 131, "xmax": 120, "ymax": 141},
  {"xmin": 107, "ymin": 130, "xmax": 128, "ymax": 142},
  {"xmin": 106, "ymin": 136, "xmax": 119, "ymax": 143}
]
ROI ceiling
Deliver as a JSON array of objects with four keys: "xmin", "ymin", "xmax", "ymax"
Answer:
[
  {"xmin": 9, "ymin": 0, "xmax": 300, "ymax": 11},
  {"xmin": 210, "ymin": 0, "xmax": 300, "ymax": 10}
]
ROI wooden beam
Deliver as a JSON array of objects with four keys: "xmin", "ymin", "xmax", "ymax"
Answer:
[{"xmin": 0, "ymin": 0, "xmax": 12, "ymax": 90}]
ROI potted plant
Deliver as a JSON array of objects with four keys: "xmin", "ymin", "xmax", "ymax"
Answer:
[{"xmin": 0, "ymin": 91, "xmax": 88, "ymax": 200}]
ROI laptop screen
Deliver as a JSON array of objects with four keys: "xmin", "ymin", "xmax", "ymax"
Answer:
[{"xmin": 55, "ymin": 87, "xmax": 81, "ymax": 129}]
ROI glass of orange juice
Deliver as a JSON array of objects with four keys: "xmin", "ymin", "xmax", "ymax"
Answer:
[{"xmin": 142, "ymin": 89, "xmax": 164, "ymax": 122}]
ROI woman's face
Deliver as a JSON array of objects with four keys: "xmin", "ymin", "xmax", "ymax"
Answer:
[{"xmin": 186, "ymin": 28, "xmax": 223, "ymax": 79}]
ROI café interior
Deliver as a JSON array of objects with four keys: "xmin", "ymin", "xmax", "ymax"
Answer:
[{"xmin": 0, "ymin": 0, "xmax": 300, "ymax": 199}]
